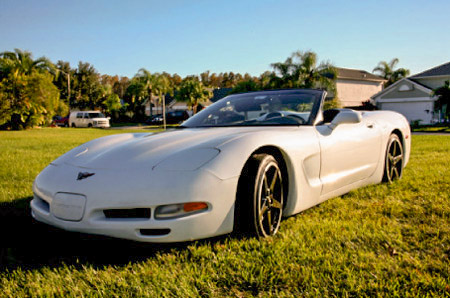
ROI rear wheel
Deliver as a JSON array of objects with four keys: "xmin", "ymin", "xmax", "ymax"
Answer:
[
  {"xmin": 71, "ymin": 123, "xmax": 76, "ymax": 128},
  {"xmin": 236, "ymin": 154, "xmax": 284, "ymax": 237},
  {"xmin": 383, "ymin": 134, "xmax": 404, "ymax": 183}
]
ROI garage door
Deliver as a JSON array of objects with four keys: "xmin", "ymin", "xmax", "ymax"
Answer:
[{"xmin": 381, "ymin": 101, "xmax": 433, "ymax": 124}]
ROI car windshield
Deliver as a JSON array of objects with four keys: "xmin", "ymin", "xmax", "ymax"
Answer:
[
  {"xmin": 182, "ymin": 89, "xmax": 322, "ymax": 128},
  {"xmin": 89, "ymin": 112, "xmax": 105, "ymax": 118}
]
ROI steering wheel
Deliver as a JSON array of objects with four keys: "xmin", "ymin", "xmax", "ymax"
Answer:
[{"xmin": 284, "ymin": 114, "xmax": 306, "ymax": 124}]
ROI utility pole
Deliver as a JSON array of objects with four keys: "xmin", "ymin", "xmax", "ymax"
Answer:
[
  {"xmin": 162, "ymin": 94, "xmax": 166, "ymax": 130},
  {"xmin": 60, "ymin": 69, "xmax": 71, "ymax": 102}
]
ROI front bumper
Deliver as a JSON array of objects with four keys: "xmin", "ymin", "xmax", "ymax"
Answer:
[
  {"xmin": 31, "ymin": 164, "xmax": 238, "ymax": 242},
  {"xmin": 93, "ymin": 123, "xmax": 110, "ymax": 128}
]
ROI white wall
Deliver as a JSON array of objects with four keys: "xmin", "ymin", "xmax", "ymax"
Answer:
[
  {"xmin": 336, "ymin": 79, "xmax": 384, "ymax": 107},
  {"xmin": 414, "ymin": 76, "xmax": 450, "ymax": 90},
  {"xmin": 380, "ymin": 100, "xmax": 434, "ymax": 124}
]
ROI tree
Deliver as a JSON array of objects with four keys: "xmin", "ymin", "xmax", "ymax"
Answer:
[
  {"xmin": 153, "ymin": 73, "xmax": 173, "ymax": 129},
  {"xmin": 0, "ymin": 49, "xmax": 62, "ymax": 129},
  {"xmin": 71, "ymin": 62, "xmax": 103, "ymax": 109},
  {"xmin": 432, "ymin": 80, "xmax": 450, "ymax": 122},
  {"xmin": 53, "ymin": 60, "xmax": 74, "ymax": 107},
  {"xmin": 135, "ymin": 68, "xmax": 155, "ymax": 116},
  {"xmin": 0, "ymin": 72, "xmax": 61, "ymax": 129},
  {"xmin": 373, "ymin": 58, "xmax": 410, "ymax": 87},
  {"xmin": 230, "ymin": 80, "xmax": 260, "ymax": 94},
  {"xmin": 270, "ymin": 51, "xmax": 338, "ymax": 94},
  {"xmin": 176, "ymin": 79, "xmax": 212, "ymax": 114},
  {"xmin": 124, "ymin": 78, "xmax": 147, "ymax": 121},
  {"xmin": 0, "ymin": 48, "xmax": 55, "ymax": 80}
]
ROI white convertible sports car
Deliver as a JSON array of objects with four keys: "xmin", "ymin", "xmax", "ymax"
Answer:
[{"xmin": 31, "ymin": 89, "xmax": 410, "ymax": 242}]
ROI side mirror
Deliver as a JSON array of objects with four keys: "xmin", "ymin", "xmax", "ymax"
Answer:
[
  {"xmin": 329, "ymin": 110, "xmax": 361, "ymax": 130},
  {"xmin": 107, "ymin": 117, "xmax": 111, "ymax": 120}
]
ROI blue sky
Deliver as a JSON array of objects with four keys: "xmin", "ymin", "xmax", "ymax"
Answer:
[{"xmin": 1, "ymin": 0, "xmax": 449, "ymax": 78}]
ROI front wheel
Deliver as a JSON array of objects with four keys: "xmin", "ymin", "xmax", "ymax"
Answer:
[
  {"xmin": 383, "ymin": 134, "xmax": 404, "ymax": 183},
  {"xmin": 236, "ymin": 154, "xmax": 284, "ymax": 238}
]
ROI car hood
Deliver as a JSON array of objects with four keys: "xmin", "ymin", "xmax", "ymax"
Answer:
[{"xmin": 53, "ymin": 127, "xmax": 269, "ymax": 170}]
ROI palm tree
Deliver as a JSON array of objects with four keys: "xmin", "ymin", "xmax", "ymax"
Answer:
[
  {"xmin": 432, "ymin": 80, "xmax": 450, "ymax": 122},
  {"xmin": 270, "ymin": 51, "xmax": 337, "ymax": 94},
  {"xmin": 176, "ymin": 79, "xmax": 212, "ymax": 115},
  {"xmin": 0, "ymin": 48, "xmax": 55, "ymax": 80},
  {"xmin": 135, "ymin": 68, "xmax": 155, "ymax": 116},
  {"xmin": 373, "ymin": 58, "xmax": 410, "ymax": 87},
  {"xmin": 152, "ymin": 73, "xmax": 173, "ymax": 130}
]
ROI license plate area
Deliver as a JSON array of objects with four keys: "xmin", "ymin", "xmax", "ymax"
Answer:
[{"xmin": 51, "ymin": 193, "xmax": 86, "ymax": 221}]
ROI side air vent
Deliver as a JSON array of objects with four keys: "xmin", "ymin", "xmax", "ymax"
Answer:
[{"xmin": 103, "ymin": 208, "xmax": 151, "ymax": 219}]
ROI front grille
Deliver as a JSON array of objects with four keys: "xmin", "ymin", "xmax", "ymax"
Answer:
[{"xmin": 103, "ymin": 208, "xmax": 151, "ymax": 219}]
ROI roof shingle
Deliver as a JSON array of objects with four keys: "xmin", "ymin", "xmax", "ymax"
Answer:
[
  {"xmin": 337, "ymin": 67, "xmax": 385, "ymax": 82},
  {"xmin": 411, "ymin": 61, "xmax": 450, "ymax": 78}
]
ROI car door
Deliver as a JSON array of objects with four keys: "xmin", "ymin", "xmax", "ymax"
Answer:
[
  {"xmin": 76, "ymin": 112, "xmax": 83, "ymax": 127},
  {"xmin": 83, "ymin": 113, "xmax": 90, "ymax": 127},
  {"xmin": 315, "ymin": 117, "xmax": 382, "ymax": 195}
]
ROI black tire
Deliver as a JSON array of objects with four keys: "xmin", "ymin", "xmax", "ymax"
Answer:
[
  {"xmin": 71, "ymin": 123, "xmax": 76, "ymax": 128},
  {"xmin": 382, "ymin": 134, "xmax": 404, "ymax": 183},
  {"xmin": 88, "ymin": 123, "xmax": 93, "ymax": 128},
  {"xmin": 64, "ymin": 122, "xmax": 68, "ymax": 127},
  {"xmin": 235, "ymin": 154, "xmax": 284, "ymax": 238}
]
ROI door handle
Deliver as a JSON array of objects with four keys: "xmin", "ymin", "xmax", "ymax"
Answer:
[{"xmin": 366, "ymin": 123, "xmax": 374, "ymax": 129}]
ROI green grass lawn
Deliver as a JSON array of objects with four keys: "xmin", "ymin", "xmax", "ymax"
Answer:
[
  {"xmin": 412, "ymin": 125, "xmax": 450, "ymax": 133},
  {"xmin": 0, "ymin": 128, "xmax": 449, "ymax": 297}
]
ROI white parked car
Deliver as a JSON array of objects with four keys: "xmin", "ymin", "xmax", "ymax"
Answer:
[
  {"xmin": 69, "ymin": 111, "xmax": 110, "ymax": 128},
  {"xmin": 32, "ymin": 89, "xmax": 410, "ymax": 242}
]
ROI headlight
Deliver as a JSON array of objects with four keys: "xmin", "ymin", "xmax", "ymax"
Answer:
[
  {"xmin": 155, "ymin": 202, "xmax": 208, "ymax": 219},
  {"xmin": 154, "ymin": 148, "xmax": 220, "ymax": 171},
  {"xmin": 93, "ymin": 121, "xmax": 97, "ymax": 125}
]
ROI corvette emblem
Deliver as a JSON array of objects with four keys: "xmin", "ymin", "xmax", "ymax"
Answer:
[{"xmin": 77, "ymin": 172, "xmax": 95, "ymax": 180}]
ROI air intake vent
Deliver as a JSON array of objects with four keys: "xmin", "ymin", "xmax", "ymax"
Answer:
[
  {"xmin": 140, "ymin": 229, "xmax": 170, "ymax": 236},
  {"xmin": 103, "ymin": 208, "xmax": 151, "ymax": 219},
  {"xmin": 33, "ymin": 194, "xmax": 50, "ymax": 212}
]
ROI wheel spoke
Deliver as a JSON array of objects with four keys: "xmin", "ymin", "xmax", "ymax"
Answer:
[
  {"xmin": 388, "ymin": 153, "xmax": 394, "ymax": 163},
  {"xmin": 390, "ymin": 164, "xmax": 395, "ymax": 180},
  {"xmin": 259, "ymin": 201, "xmax": 269, "ymax": 222},
  {"xmin": 267, "ymin": 210, "xmax": 272, "ymax": 233},
  {"xmin": 393, "ymin": 155, "xmax": 403, "ymax": 165},
  {"xmin": 263, "ymin": 175, "xmax": 269, "ymax": 193},
  {"xmin": 270, "ymin": 170, "xmax": 278, "ymax": 191},
  {"xmin": 271, "ymin": 197, "xmax": 282, "ymax": 209},
  {"xmin": 393, "ymin": 166, "xmax": 399, "ymax": 179}
]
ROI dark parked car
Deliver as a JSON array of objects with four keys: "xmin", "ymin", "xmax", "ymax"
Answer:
[
  {"xmin": 148, "ymin": 110, "xmax": 190, "ymax": 124},
  {"xmin": 52, "ymin": 115, "xmax": 69, "ymax": 127}
]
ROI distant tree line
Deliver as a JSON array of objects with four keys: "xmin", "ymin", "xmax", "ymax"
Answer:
[{"xmin": 0, "ymin": 48, "xmax": 412, "ymax": 130}]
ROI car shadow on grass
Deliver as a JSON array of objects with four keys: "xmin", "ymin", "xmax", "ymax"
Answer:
[{"xmin": 0, "ymin": 196, "xmax": 231, "ymax": 272}]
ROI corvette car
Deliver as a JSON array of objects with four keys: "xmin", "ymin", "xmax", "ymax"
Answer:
[{"xmin": 31, "ymin": 89, "xmax": 410, "ymax": 242}]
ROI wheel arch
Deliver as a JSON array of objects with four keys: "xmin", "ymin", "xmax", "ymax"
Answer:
[
  {"xmin": 236, "ymin": 145, "xmax": 291, "ymax": 213},
  {"xmin": 391, "ymin": 129, "xmax": 404, "ymax": 149}
]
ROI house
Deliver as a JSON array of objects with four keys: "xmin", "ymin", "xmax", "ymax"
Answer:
[
  {"xmin": 371, "ymin": 62, "xmax": 450, "ymax": 124},
  {"xmin": 334, "ymin": 68, "xmax": 386, "ymax": 108}
]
